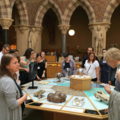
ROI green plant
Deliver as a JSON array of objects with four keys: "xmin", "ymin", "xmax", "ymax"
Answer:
[{"xmin": 77, "ymin": 49, "xmax": 83, "ymax": 53}]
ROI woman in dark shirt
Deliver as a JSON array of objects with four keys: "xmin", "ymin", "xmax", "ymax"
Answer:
[
  {"xmin": 100, "ymin": 49, "xmax": 109, "ymax": 83},
  {"xmin": 36, "ymin": 53, "xmax": 46, "ymax": 80}
]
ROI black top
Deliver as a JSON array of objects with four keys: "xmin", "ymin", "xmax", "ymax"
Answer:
[
  {"xmin": 37, "ymin": 62, "xmax": 46, "ymax": 79},
  {"xmin": 82, "ymin": 54, "xmax": 99, "ymax": 68},
  {"xmin": 64, "ymin": 62, "xmax": 70, "ymax": 69},
  {"xmin": 43, "ymin": 59, "xmax": 47, "ymax": 63}
]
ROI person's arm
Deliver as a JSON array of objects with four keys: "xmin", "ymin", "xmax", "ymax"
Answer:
[
  {"xmin": 72, "ymin": 60, "xmax": 76, "ymax": 75},
  {"xmin": 2, "ymin": 79, "xmax": 27, "ymax": 109},
  {"xmin": 96, "ymin": 67, "xmax": 100, "ymax": 82},
  {"xmin": 19, "ymin": 67, "xmax": 29, "ymax": 73},
  {"xmin": 117, "ymin": 69, "xmax": 120, "ymax": 83},
  {"xmin": 45, "ymin": 62, "xmax": 47, "ymax": 69},
  {"xmin": 61, "ymin": 61, "xmax": 66, "ymax": 76}
]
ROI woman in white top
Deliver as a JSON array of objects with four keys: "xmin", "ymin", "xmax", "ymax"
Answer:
[{"xmin": 84, "ymin": 52, "xmax": 100, "ymax": 82}]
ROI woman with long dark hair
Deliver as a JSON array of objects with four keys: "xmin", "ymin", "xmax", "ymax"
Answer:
[
  {"xmin": 84, "ymin": 52, "xmax": 100, "ymax": 82},
  {"xmin": 19, "ymin": 48, "xmax": 34, "ymax": 84},
  {"xmin": 0, "ymin": 54, "xmax": 27, "ymax": 120}
]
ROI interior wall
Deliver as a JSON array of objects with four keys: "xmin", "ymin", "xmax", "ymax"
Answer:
[
  {"xmin": 42, "ymin": 6, "xmax": 92, "ymax": 51},
  {"xmin": 67, "ymin": 6, "xmax": 92, "ymax": 49},
  {"xmin": 106, "ymin": 5, "xmax": 120, "ymax": 49},
  {"xmin": 42, "ymin": 9, "xmax": 62, "ymax": 50}
]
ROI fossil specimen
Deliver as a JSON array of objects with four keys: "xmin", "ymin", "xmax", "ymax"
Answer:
[
  {"xmin": 47, "ymin": 91, "xmax": 67, "ymax": 103},
  {"xmin": 73, "ymin": 97, "xmax": 84, "ymax": 106},
  {"xmin": 34, "ymin": 90, "xmax": 45, "ymax": 99}
]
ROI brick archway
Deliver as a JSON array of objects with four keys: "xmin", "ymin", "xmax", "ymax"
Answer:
[
  {"xmin": 63, "ymin": 0, "xmax": 96, "ymax": 25},
  {"xmin": 11, "ymin": 0, "xmax": 29, "ymax": 25},
  {"xmin": 34, "ymin": 0, "xmax": 62, "ymax": 26},
  {"xmin": 103, "ymin": 0, "xmax": 119, "ymax": 23},
  {"xmin": 0, "ymin": 0, "xmax": 11, "ymax": 18}
]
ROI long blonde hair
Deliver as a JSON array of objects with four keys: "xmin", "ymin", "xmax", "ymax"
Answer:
[{"xmin": 104, "ymin": 48, "xmax": 120, "ymax": 61}]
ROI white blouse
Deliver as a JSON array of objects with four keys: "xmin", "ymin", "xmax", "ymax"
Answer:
[{"xmin": 84, "ymin": 60, "xmax": 99, "ymax": 79}]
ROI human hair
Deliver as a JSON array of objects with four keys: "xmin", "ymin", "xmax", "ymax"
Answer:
[
  {"xmin": 88, "ymin": 47, "xmax": 94, "ymax": 51},
  {"xmin": 3, "ymin": 44, "xmax": 11, "ymax": 49},
  {"xmin": 0, "ymin": 54, "xmax": 18, "ymax": 78},
  {"xmin": 23, "ymin": 48, "xmax": 33, "ymax": 59},
  {"xmin": 104, "ymin": 48, "xmax": 120, "ymax": 61},
  {"xmin": 9, "ymin": 49, "xmax": 18, "ymax": 54},
  {"xmin": 63, "ymin": 52, "xmax": 69, "ymax": 58},
  {"xmin": 36, "ymin": 53, "xmax": 41, "ymax": 58},
  {"xmin": 102, "ymin": 49, "xmax": 107, "ymax": 52},
  {"xmin": 88, "ymin": 52, "xmax": 96, "ymax": 63}
]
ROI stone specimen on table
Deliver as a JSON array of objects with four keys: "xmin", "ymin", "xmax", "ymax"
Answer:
[
  {"xmin": 39, "ymin": 81, "xmax": 50, "ymax": 84},
  {"xmin": 34, "ymin": 90, "xmax": 45, "ymax": 99},
  {"xmin": 73, "ymin": 97, "xmax": 84, "ymax": 106},
  {"xmin": 94, "ymin": 90, "xmax": 109, "ymax": 102},
  {"xmin": 47, "ymin": 93, "xmax": 54, "ymax": 101},
  {"xmin": 47, "ymin": 91, "xmax": 67, "ymax": 103}
]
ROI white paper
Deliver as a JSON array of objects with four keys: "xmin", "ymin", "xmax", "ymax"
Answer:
[
  {"xmin": 62, "ymin": 107, "xmax": 84, "ymax": 113},
  {"xmin": 41, "ymin": 104, "xmax": 62, "ymax": 109}
]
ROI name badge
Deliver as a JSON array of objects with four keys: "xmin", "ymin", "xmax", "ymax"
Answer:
[
  {"xmin": 63, "ymin": 63, "xmax": 65, "ymax": 66},
  {"xmin": 37, "ymin": 66, "xmax": 40, "ymax": 69},
  {"xmin": 103, "ymin": 61, "xmax": 107, "ymax": 63}
]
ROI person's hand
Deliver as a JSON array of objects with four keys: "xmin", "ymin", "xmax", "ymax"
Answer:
[
  {"xmin": 104, "ymin": 84, "xmax": 112, "ymax": 94},
  {"xmin": 42, "ymin": 73, "xmax": 45, "ymax": 78},
  {"xmin": 104, "ymin": 108, "xmax": 108, "ymax": 113},
  {"xmin": 25, "ymin": 68, "xmax": 29, "ymax": 73},
  {"xmin": 37, "ymin": 76, "xmax": 41, "ymax": 81},
  {"xmin": 108, "ymin": 81, "xmax": 112, "ymax": 85},
  {"xmin": 97, "ymin": 79, "xmax": 100, "ymax": 82},
  {"xmin": 23, "ymin": 93, "xmax": 27, "ymax": 101}
]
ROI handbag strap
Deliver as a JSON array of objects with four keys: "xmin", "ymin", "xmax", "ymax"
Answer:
[{"xmin": 87, "ymin": 64, "xmax": 91, "ymax": 73}]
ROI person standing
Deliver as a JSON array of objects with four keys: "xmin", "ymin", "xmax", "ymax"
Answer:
[
  {"xmin": 100, "ymin": 49, "xmax": 109, "ymax": 83},
  {"xmin": 0, "ymin": 54, "xmax": 27, "ymax": 120},
  {"xmin": 0, "ymin": 44, "xmax": 10, "ymax": 63},
  {"xmin": 36, "ymin": 53, "xmax": 46, "ymax": 80},
  {"xmin": 103, "ymin": 48, "xmax": 120, "ymax": 120},
  {"xmin": 82, "ymin": 47, "xmax": 99, "ymax": 68},
  {"xmin": 61, "ymin": 52, "xmax": 76, "ymax": 77},
  {"xmin": 108, "ymin": 67, "xmax": 117, "ymax": 86},
  {"xmin": 84, "ymin": 52, "xmax": 100, "ymax": 82},
  {"xmin": 41, "ymin": 51, "xmax": 47, "ymax": 78},
  {"xmin": 19, "ymin": 48, "xmax": 34, "ymax": 84}
]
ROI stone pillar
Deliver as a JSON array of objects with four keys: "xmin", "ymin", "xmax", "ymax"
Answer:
[
  {"xmin": 0, "ymin": 18, "xmax": 14, "ymax": 44},
  {"xmin": 89, "ymin": 23, "xmax": 110, "ymax": 57},
  {"xmin": 58, "ymin": 25, "xmax": 70, "ymax": 54},
  {"xmin": 14, "ymin": 25, "xmax": 30, "ymax": 56},
  {"xmin": 34, "ymin": 26, "xmax": 43, "ymax": 53}
]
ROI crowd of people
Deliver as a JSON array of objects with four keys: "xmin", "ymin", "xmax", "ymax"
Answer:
[{"xmin": 0, "ymin": 44, "xmax": 119, "ymax": 120}]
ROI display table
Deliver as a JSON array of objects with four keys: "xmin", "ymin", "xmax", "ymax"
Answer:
[
  {"xmin": 47, "ymin": 62, "xmax": 82, "ymax": 78},
  {"xmin": 22, "ymin": 78, "xmax": 113, "ymax": 120}
]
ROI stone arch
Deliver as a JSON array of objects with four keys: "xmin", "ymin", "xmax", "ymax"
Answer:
[
  {"xmin": 0, "ymin": 0, "xmax": 11, "ymax": 18},
  {"xmin": 63, "ymin": 0, "xmax": 96, "ymax": 25},
  {"xmin": 103, "ymin": 0, "xmax": 119, "ymax": 23},
  {"xmin": 34, "ymin": 0, "xmax": 62, "ymax": 26},
  {"xmin": 11, "ymin": 0, "xmax": 29, "ymax": 25}
]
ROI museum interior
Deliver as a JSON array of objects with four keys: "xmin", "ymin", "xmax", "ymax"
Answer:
[{"xmin": 0, "ymin": 0, "xmax": 120, "ymax": 120}]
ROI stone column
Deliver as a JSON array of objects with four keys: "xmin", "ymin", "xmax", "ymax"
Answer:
[
  {"xmin": 0, "ymin": 18, "xmax": 14, "ymax": 44},
  {"xmin": 14, "ymin": 25, "xmax": 30, "ymax": 56},
  {"xmin": 58, "ymin": 25, "xmax": 70, "ymax": 54},
  {"xmin": 34, "ymin": 26, "xmax": 43, "ymax": 53},
  {"xmin": 89, "ymin": 23, "xmax": 110, "ymax": 57}
]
